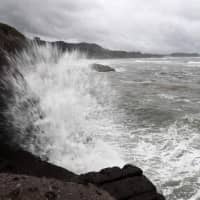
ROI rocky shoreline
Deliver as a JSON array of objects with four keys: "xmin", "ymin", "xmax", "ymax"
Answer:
[
  {"xmin": 0, "ymin": 144, "xmax": 164, "ymax": 200},
  {"xmin": 0, "ymin": 22, "xmax": 165, "ymax": 199}
]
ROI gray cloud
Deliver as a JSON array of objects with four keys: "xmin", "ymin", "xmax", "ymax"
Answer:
[{"xmin": 0, "ymin": 0, "xmax": 200, "ymax": 53}]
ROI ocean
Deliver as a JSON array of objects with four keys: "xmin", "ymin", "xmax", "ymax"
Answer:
[{"xmin": 7, "ymin": 45, "xmax": 200, "ymax": 199}]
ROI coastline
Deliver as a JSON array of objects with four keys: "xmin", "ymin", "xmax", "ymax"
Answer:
[{"xmin": 0, "ymin": 22, "xmax": 165, "ymax": 199}]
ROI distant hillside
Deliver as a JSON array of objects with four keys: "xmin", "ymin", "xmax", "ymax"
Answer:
[
  {"xmin": 33, "ymin": 37, "xmax": 164, "ymax": 59},
  {"xmin": 0, "ymin": 22, "xmax": 199, "ymax": 59},
  {"xmin": 169, "ymin": 52, "xmax": 200, "ymax": 57}
]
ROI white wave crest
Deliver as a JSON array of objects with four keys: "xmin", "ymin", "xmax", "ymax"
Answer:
[{"xmin": 7, "ymin": 43, "xmax": 124, "ymax": 173}]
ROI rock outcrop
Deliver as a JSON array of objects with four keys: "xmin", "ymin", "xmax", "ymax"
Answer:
[
  {"xmin": 0, "ymin": 144, "xmax": 165, "ymax": 200},
  {"xmin": 0, "ymin": 173, "xmax": 114, "ymax": 200},
  {"xmin": 91, "ymin": 63, "xmax": 115, "ymax": 72},
  {"xmin": 0, "ymin": 144, "xmax": 76, "ymax": 181},
  {"xmin": 0, "ymin": 23, "xmax": 27, "ymax": 73},
  {"xmin": 0, "ymin": 23, "xmax": 27, "ymax": 54},
  {"xmin": 80, "ymin": 165, "xmax": 164, "ymax": 200}
]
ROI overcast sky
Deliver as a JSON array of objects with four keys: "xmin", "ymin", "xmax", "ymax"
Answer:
[{"xmin": 1, "ymin": 0, "xmax": 200, "ymax": 53}]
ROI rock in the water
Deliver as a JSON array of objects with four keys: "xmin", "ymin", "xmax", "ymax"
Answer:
[
  {"xmin": 91, "ymin": 63, "xmax": 115, "ymax": 72},
  {"xmin": 0, "ymin": 173, "xmax": 114, "ymax": 200}
]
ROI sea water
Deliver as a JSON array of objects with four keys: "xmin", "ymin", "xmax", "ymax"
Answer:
[{"xmin": 6, "ymin": 44, "xmax": 200, "ymax": 199}]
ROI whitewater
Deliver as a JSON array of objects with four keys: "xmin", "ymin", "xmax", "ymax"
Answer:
[{"xmin": 4, "ymin": 44, "xmax": 200, "ymax": 200}]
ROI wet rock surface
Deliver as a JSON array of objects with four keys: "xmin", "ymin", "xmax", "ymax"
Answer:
[
  {"xmin": 0, "ymin": 22, "xmax": 27, "ymax": 55},
  {"xmin": 0, "ymin": 144, "xmax": 76, "ymax": 181},
  {"xmin": 80, "ymin": 165, "xmax": 165, "ymax": 200},
  {"xmin": 0, "ymin": 144, "xmax": 165, "ymax": 200},
  {"xmin": 0, "ymin": 173, "xmax": 114, "ymax": 200},
  {"xmin": 91, "ymin": 63, "xmax": 115, "ymax": 72}
]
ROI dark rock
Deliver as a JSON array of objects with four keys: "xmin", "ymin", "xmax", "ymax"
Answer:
[
  {"xmin": 79, "ymin": 165, "xmax": 142, "ymax": 185},
  {"xmin": 0, "ymin": 22, "xmax": 27, "ymax": 54},
  {"xmin": 0, "ymin": 143, "xmax": 165, "ymax": 200},
  {"xmin": 0, "ymin": 23, "xmax": 27, "ymax": 102},
  {"xmin": 80, "ymin": 165, "xmax": 164, "ymax": 200},
  {"xmin": 0, "ymin": 173, "xmax": 114, "ymax": 200},
  {"xmin": 0, "ymin": 23, "xmax": 25, "ymax": 40},
  {"xmin": 45, "ymin": 191, "xmax": 57, "ymax": 200},
  {"xmin": 0, "ymin": 144, "xmax": 76, "ymax": 181},
  {"xmin": 91, "ymin": 63, "xmax": 115, "ymax": 72},
  {"xmin": 101, "ymin": 176, "xmax": 156, "ymax": 199},
  {"xmin": 128, "ymin": 193, "xmax": 165, "ymax": 200}
]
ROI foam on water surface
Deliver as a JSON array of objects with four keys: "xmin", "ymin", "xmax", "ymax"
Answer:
[
  {"xmin": 6, "ymin": 44, "xmax": 125, "ymax": 173},
  {"xmin": 5, "ymin": 45, "xmax": 200, "ymax": 199}
]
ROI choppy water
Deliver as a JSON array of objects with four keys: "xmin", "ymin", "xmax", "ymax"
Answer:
[
  {"xmin": 6, "ymin": 45, "xmax": 200, "ymax": 199},
  {"xmin": 101, "ymin": 57, "xmax": 200, "ymax": 200}
]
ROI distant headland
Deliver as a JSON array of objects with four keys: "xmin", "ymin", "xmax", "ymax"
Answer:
[{"xmin": 0, "ymin": 22, "xmax": 199, "ymax": 59}]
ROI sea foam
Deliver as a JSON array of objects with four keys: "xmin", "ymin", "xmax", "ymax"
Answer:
[{"xmin": 6, "ymin": 43, "xmax": 124, "ymax": 173}]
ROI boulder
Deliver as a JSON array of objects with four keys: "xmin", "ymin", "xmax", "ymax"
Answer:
[
  {"xmin": 91, "ymin": 63, "xmax": 115, "ymax": 72},
  {"xmin": 79, "ymin": 165, "xmax": 165, "ymax": 200}
]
